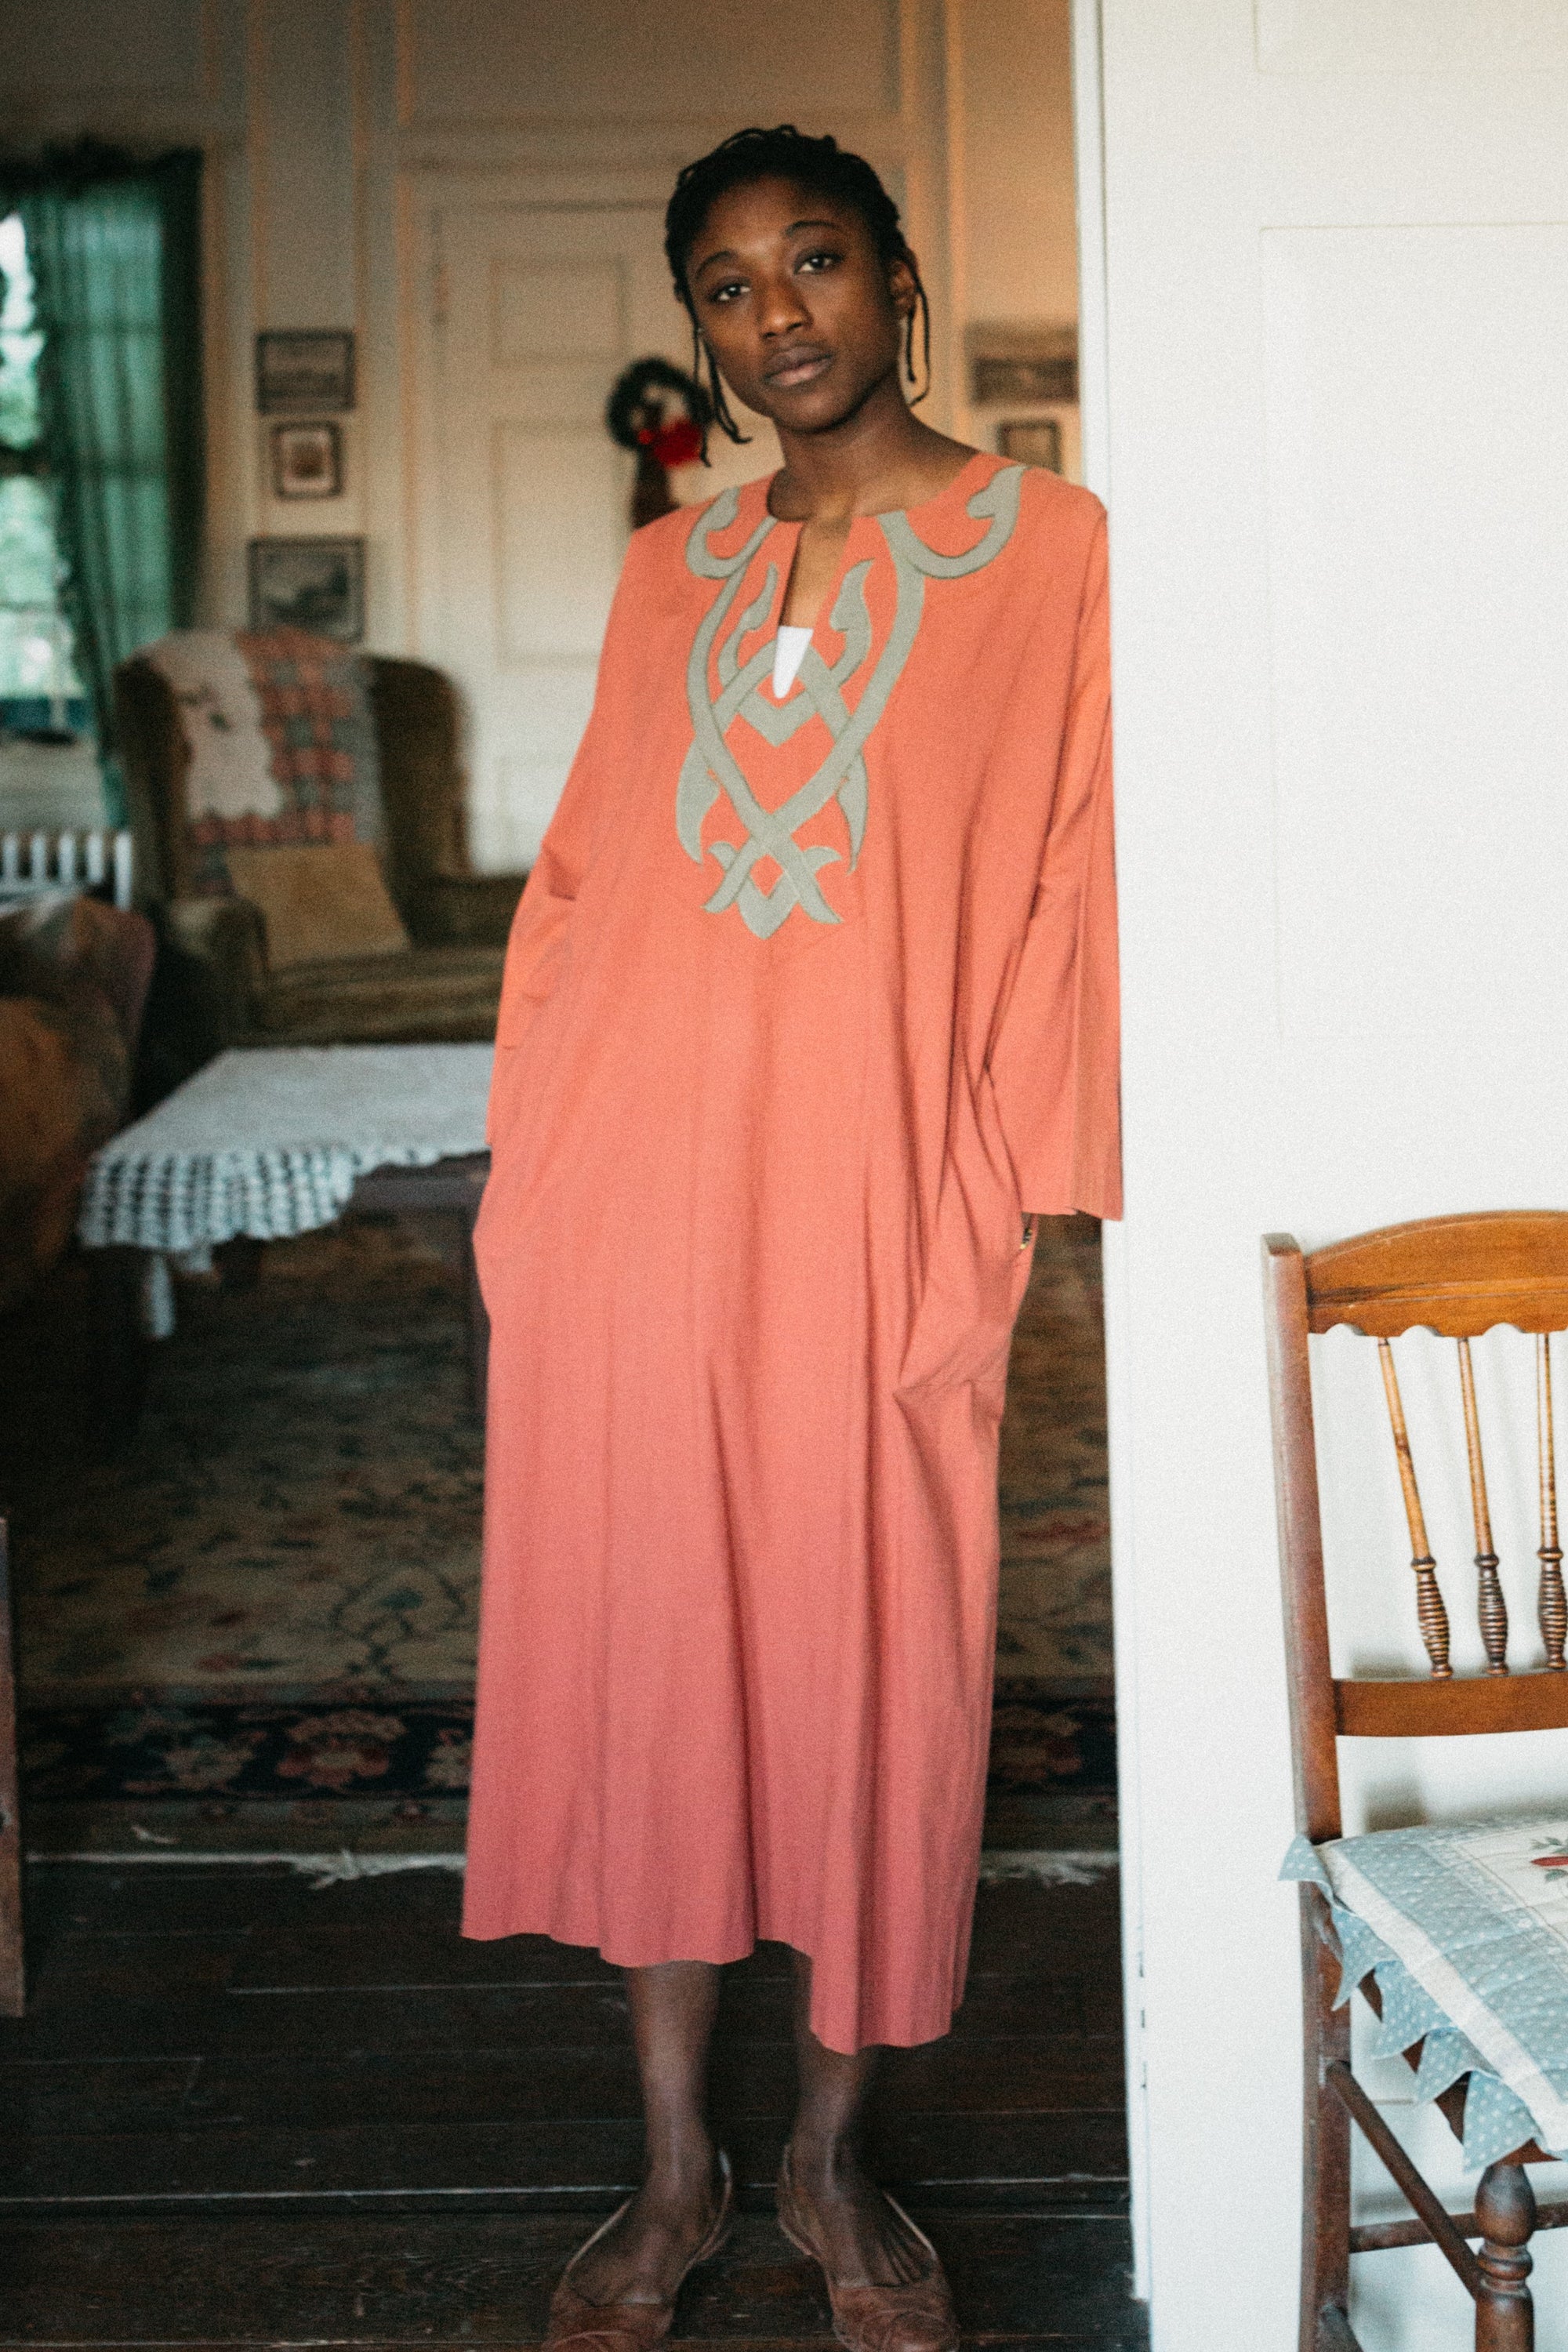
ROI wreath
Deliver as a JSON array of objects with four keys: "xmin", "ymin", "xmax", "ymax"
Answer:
[{"xmin": 605, "ymin": 357, "xmax": 710, "ymax": 473}]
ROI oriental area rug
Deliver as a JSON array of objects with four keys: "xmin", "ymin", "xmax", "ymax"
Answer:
[{"xmin": 3, "ymin": 1214, "xmax": 1114, "ymax": 1850}]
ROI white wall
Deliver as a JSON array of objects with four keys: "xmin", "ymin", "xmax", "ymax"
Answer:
[
  {"xmin": 960, "ymin": 0, "xmax": 1076, "ymax": 323},
  {"xmin": 1090, "ymin": 2, "xmax": 1568, "ymax": 2343},
  {"xmin": 953, "ymin": 0, "xmax": 1082, "ymax": 477}
]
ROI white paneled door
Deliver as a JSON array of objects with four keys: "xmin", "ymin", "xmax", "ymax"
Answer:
[
  {"xmin": 1090, "ymin": 2, "xmax": 1568, "ymax": 2347},
  {"xmin": 415, "ymin": 197, "xmax": 775, "ymax": 873}
]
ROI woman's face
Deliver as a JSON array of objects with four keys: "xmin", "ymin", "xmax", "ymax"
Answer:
[{"xmin": 684, "ymin": 175, "xmax": 914, "ymax": 438}]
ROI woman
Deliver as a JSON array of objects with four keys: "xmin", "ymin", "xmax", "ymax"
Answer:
[{"xmin": 464, "ymin": 125, "xmax": 1120, "ymax": 2352}]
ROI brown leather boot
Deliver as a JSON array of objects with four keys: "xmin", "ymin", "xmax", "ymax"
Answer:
[
  {"xmin": 546, "ymin": 2150, "xmax": 735, "ymax": 2352},
  {"xmin": 776, "ymin": 2146, "xmax": 961, "ymax": 2352}
]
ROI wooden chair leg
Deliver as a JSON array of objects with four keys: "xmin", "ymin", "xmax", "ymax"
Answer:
[
  {"xmin": 1475, "ymin": 2161, "xmax": 1535, "ymax": 2351},
  {"xmin": 0, "ymin": 1517, "xmax": 24, "ymax": 2019},
  {"xmin": 1301, "ymin": 1889, "xmax": 1354, "ymax": 2350}
]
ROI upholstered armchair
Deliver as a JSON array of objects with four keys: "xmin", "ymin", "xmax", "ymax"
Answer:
[{"xmin": 114, "ymin": 637, "xmax": 525, "ymax": 1063}]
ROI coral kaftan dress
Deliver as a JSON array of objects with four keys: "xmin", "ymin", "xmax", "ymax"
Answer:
[{"xmin": 463, "ymin": 453, "xmax": 1120, "ymax": 2053}]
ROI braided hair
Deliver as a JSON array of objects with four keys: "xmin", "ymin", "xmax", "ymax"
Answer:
[{"xmin": 664, "ymin": 125, "xmax": 931, "ymax": 463}]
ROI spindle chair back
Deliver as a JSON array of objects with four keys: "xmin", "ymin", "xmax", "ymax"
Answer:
[{"xmin": 1265, "ymin": 1213, "xmax": 1568, "ymax": 2352}]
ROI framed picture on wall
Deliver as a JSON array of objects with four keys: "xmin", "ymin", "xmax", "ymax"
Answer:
[
  {"xmin": 997, "ymin": 419, "xmax": 1063, "ymax": 474},
  {"xmin": 968, "ymin": 326, "xmax": 1078, "ymax": 409},
  {"xmin": 270, "ymin": 421, "xmax": 343, "ymax": 499},
  {"xmin": 256, "ymin": 330, "xmax": 356, "ymax": 414},
  {"xmin": 248, "ymin": 536, "xmax": 365, "ymax": 642}
]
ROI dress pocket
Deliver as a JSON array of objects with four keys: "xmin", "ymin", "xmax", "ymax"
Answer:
[{"xmin": 895, "ymin": 1070, "xmax": 1025, "ymax": 1397}]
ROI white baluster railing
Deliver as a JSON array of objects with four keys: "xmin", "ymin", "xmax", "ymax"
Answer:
[{"xmin": 0, "ymin": 826, "xmax": 134, "ymax": 909}]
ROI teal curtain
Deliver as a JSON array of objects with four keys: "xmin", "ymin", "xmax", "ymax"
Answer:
[{"xmin": 7, "ymin": 148, "xmax": 204, "ymax": 822}]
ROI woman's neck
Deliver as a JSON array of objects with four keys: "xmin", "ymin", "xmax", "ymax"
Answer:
[{"xmin": 768, "ymin": 376, "xmax": 975, "ymax": 523}]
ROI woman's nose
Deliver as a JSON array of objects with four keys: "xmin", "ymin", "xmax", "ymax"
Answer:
[{"xmin": 756, "ymin": 274, "xmax": 810, "ymax": 339}]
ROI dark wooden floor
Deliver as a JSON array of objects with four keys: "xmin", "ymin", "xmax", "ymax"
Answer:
[{"xmin": 0, "ymin": 1860, "xmax": 1142, "ymax": 2347}]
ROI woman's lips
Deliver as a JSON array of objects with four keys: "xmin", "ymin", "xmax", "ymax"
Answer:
[{"xmin": 765, "ymin": 350, "xmax": 833, "ymax": 389}]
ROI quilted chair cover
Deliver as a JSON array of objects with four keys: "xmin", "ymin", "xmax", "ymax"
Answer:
[{"xmin": 1284, "ymin": 1817, "xmax": 1568, "ymax": 2168}]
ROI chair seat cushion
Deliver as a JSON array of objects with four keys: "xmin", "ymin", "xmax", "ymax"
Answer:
[
  {"xmin": 1283, "ymin": 1817, "xmax": 1568, "ymax": 2166},
  {"xmin": 254, "ymin": 943, "xmax": 504, "ymax": 1044}
]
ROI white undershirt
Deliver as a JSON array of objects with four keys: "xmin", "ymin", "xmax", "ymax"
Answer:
[{"xmin": 772, "ymin": 624, "xmax": 813, "ymax": 698}]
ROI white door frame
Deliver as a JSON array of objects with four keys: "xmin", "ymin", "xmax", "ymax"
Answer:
[{"xmin": 1070, "ymin": 0, "xmax": 1152, "ymax": 2304}]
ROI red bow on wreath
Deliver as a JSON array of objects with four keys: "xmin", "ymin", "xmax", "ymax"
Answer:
[
  {"xmin": 607, "ymin": 357, "xmax": 712, "ymax": 529},
  {"xmin": 637, "ymin": 416, "xmax": 705, "ymax": 470}
]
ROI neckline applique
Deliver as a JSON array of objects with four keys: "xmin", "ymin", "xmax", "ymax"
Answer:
[{"xmin": 676, "ymin": 464, "xmax": 1025, "ymax": 942}]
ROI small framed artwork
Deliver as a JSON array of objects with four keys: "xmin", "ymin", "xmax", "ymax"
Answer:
[
  {"xmin": 248, "ymin": 536, "xmax": 365, "ymax": 643},
  {"xmin": 270, "ymin": 421, "xmax": 343, "ymax": 500},
  {"xmin": 256, "ymin": 330, "xmax": 356, "ymax": 415},
  {"xmin": 997, "ymin": 419, "xmax": 1063, "ymax": 474},
  {"xmin": 968, "ymin": 326, "xmax": 1078, "ymax": 410}
]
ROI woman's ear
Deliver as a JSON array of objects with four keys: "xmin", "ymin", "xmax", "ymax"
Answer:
[{"xmin": 887, "ymin": 252, "xmax": 919, "ymax": 318}]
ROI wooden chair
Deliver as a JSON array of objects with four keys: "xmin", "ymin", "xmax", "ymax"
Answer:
[{"xmin": 1265, "ymin": 1214, "xmax": 1568, "ymax": 2352}]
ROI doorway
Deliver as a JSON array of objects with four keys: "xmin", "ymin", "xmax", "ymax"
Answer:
[{"xmin": 0, "ymin": 2, "xmax": 1134, "ymax": 2339}]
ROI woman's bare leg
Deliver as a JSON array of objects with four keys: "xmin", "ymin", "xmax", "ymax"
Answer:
[
  {"xmin": 564, "ymin": 1958, "xmax": 727, "ymax": 2303},
  {"xmin": 783, "ymin": 1950, "xmax": 936, "ymax": 2285}
]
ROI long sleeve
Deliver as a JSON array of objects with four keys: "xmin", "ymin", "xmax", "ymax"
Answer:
[{"xmin": 987, "ymin": 514, "xmax": 1121, "ymax": 1219}]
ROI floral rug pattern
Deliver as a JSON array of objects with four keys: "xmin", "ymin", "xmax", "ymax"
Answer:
[
  {"xmin": 997, "ymin": 1214, "xmax": 1113, "ymax": 1681},
  {"xmin": 19, "ymin": 1682, "xmax": 1113, "ymax": 1803},
  {"xmin": 20, "ymin": 1696, "xmax": 475, "ymax": 1802},
  {"xmin": 10, "ymin": 1220, "xmax": 482, "ymax": 1697}
]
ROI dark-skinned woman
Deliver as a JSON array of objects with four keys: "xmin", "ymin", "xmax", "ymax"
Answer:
[{"xmin": 464, "ymin": 125, "xmax": 1120, "ymax": 2352}]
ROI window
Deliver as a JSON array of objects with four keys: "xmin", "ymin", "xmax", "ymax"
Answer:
[{"xmin": 0, "ymin": 212, "xmax": 87, "ymax": 735}]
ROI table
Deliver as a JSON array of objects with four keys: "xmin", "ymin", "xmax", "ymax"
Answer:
[{"xmin": 78, "ymin": 1043, "xmax": 494, "ymax": 1417}]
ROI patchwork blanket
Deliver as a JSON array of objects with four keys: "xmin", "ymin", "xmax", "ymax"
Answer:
[{"xmin": 143, "ymin": 629, "xmax": 382, "ymax": 892}]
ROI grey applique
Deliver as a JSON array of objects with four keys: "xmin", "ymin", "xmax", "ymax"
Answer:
[{"xmin": 677, "ymin": 466, "xmax": 1024, "ymax": 939}]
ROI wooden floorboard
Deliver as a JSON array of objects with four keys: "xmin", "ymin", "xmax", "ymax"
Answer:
[
  {"xmin": 0, "ymin": 1865, "xmax": 1144, "ymax": 2346},
  {"xmin": 0, "ymin": 2115, "xmax": 1132, "ymax": 2209},
  {"xmin": 4, "ymin": 2034, "xmax": 1123, "ymax": 2131},
  {"xmin": 19, "ymin": 1868, "xmax": 1118, "ymax": 1955},
  {"xmin": 0, "ymin": 2212, "xmax": 1144, "ymax": 2347}
]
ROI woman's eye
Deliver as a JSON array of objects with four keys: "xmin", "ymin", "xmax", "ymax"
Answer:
[
  {"xmin": 710, "ymin": 278, "xmax": 746, "ymax": 304},
  {"xmin": 798, "ymin": 249, "xmax": 840, "ymax": 274}
]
